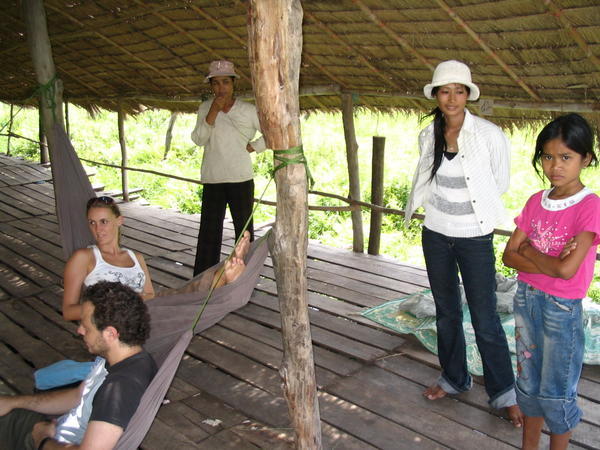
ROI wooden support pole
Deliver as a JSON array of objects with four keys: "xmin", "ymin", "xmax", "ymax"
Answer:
[
  {"xmin": 368, "ymin": 136, "xmax": 385, "ymax": 255},
  {"xmin": 7, "ymin": 104, "xmax": 13, "ymax": 155},
  {"xmin": 247, "ymin": 1, "xmax": 322, "ymax": 448},
  {"xmin": 64, "ymin": 99, "xmax": 70, "ymax": 137},
  {"xmin": 341, "ymin": 93, "xmax": 364, "ymax": 253},
  {"xmin": 163, "ymin": 112, "xmax": 179, "ymax": 160},
  {"xmin": 38, "ymin": 103, "xmax": 49, "ymax": 164},
  {"xmin": 117, "ymin": 107, "xmax": 129, "ymax": 202},
  {"xmin": 22, "ymin": 0, "xmax": 65, "ymax": 164}
]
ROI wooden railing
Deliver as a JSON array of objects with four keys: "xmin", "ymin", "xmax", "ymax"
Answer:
[{"xmin": 2, "ymin": 134, "xmax": 597, "ymax": 259}]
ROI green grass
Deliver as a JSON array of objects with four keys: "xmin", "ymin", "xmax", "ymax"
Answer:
[{"xmin": 1, "ymin": 102, "xmax": 599, "ymax": 301}]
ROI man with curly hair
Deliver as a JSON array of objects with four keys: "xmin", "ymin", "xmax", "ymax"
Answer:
[{"xmin": 0, "ymin": 281, "xmax": 157, "ymax": 450}]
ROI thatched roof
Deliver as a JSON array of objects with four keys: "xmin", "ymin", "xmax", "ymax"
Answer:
[{"xmin": 1, "ymin": 0, "xmax": 599, "ymax": 124}]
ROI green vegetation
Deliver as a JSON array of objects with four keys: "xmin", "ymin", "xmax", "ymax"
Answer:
[{"xmin": 1, "ymin": 102, "xmax": 599, "ymax": 301}]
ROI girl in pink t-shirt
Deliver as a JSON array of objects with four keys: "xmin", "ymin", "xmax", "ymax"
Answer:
[{"xmin": 503, "ymin": 113, "xmax": 600, "ymax": 450}]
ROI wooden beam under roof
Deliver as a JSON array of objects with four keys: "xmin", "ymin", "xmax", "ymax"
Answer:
[
  {"xmin": 304, "ymin": 10, "xmax": 422, "ymax": 110},
  {"xmin": 55, "ymin": 40, "xmax": 143, "ymax": 92},
  {"xmin": 542, "ymin": 0, "xmax": 600, "ymax": 78},
  {"xmin": 55, "ymin": 85, "xmax": 599, "ymax": 114},
  {"xmin": 351, "ymin": 0, "xmax": 435, "ymax": 71},
  {"xmin": 434, "ymin": 0, "xmax": 542, "ymax": 102},
  {"xmin": 45, "ymin": 3, "xmax": 193, "ymax": 94}
]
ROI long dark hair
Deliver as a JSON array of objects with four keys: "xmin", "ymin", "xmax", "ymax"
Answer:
[
  {"xmin": 532, "ymin": 113, "xmax": 598, "ymax": 179},
  {"xmin": 422, "ymin": 86, "xmax": 470, "ymax": 181}
]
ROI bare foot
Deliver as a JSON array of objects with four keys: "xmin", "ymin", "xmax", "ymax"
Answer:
[
  {"xmin": 506, "ymin": 404, "xmax": 524, "ymax": 428},
  {"xmin": 423, "ymin": 384, "xmax": 447, "ymax": 400},
  {"xmin": 223, "ymin": 257, "xmax": 246, "ymax": 284},
  {"xmin": 234, "ymin": 231, "xmax": 251, "ymax": 260}
]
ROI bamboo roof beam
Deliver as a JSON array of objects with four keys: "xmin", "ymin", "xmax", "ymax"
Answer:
[
  {"xmin": 45, "ymin": 3, "xmax": 192, "ymax": 94},
  {"xmin": 301, "ymin": 11, "xmax": 396, "ymax": 88},
  {"xmin": 130, "ymin": 0, "xmax": 232, "ymax": 78},
  {"xmin": 56, "ymin": 66, "xmax": 104, "ymax": 97},
  {"xmin": 434, "ymin": 0, "xmax": 542, "ymax": 101},
  {"xmin": 304, "ymin": 9, "xmax": 421, "ymax": 111},
  {"xmin": 51, "ymin": 85, "xmax": 599, "ymax": 114},
  {"xmin": 542, "ymin": 0, "xmax": 600, "ymax": 77},
  {"xmin": 351, "ymin": 0, "xmax": 435, "ymax": 71},
  {"xmin": 189, "ymin": 3, "xmax": 247, "ymax": 49},
  {"xmin": 55, "ymin": 41, "xmax": 143, "ymax": 92}
]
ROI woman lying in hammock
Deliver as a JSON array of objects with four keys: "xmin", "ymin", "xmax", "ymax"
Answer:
[{"xmin": 62, "ymin": 196, "xmax": 249, "ymax": 321}]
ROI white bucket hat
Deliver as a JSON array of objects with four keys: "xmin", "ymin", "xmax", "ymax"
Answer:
[
  {"xmin": 423, "ymin": 60, "xmax": 480, "ymax": 101},
  {"xmin": 204, "ymin": 60, "xmax": 239, "ymax": 83}
]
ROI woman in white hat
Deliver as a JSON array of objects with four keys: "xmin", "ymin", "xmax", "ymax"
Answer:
[
  {"xmin": 405, "ymin": 60, "xmax": 522, "ymax": 426},
  {"xmin": 191, "ymin": 60, "xmax": 266, "ymax": 275}
]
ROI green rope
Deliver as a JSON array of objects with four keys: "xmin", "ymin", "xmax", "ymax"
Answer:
[
  {"xmin": 0, "ymin": 75, "xmax": 59, "ymax": 134},
  {"xmin": 38, "ymin": 75, "xmax": 58, "ymax": 125},
  {"xmin": 189, "ymin": 143, "xmax": 314, "ymax": 330},
  {"xmin": 272, "ymin": 144, "xmax": 314, "ymax": 188},
  {"xmin": 190, "ymin": 177, "xmax": 273, "ymax": 332}
]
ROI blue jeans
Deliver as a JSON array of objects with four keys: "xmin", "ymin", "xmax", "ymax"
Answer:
[
  {"xmin": 422, "ymin": 227, "xmax": 516, "ymax": 408},
  {"xmin": 514, "ymin": 281, "xmax": 584, "ymax": 434}
]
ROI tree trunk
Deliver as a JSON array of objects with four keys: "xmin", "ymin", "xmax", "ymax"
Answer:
[
  {"xmin": 341, "ymin": 93, "xmax": 364, "ymax": 252},
  {"xmin": 118, "ymin": 107, "xmax": 129, "ymax": 201},
  {"xmin": 7, "ymin": 104, "xmax": 13, "ymax": 156},
  {"xmin": 163, "ymin": 112, "xmax": 179, "ymax": 160},
  {"xmin": 64, "ymin": 100, "xmax": 70, "ymax": 137},
  {"xmin": 22, "ymin": 0, "xmax": 65, "ymax": 165},
  {"xmin": 368, "ymin": 136, "xmax": 385, "ymax": 255},
  {"xmin": 38, "ymin": 104, "xmax": 49, "ymax": 164},
  {"xmin": 247, "ymin": 1, "xmax": 322, "ymax": 449}
]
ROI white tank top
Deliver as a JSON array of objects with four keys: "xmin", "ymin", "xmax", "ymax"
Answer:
[{"xmin": 83, "ymin": 245, "xmax": 145, "ymax": 293}]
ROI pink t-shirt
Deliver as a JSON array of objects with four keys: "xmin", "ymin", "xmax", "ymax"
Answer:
[{"xmin": 515, "ymin": 188, "xmax": 600, "ymax": 299}]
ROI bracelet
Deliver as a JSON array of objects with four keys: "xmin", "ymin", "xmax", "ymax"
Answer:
[{"xmin": 38, "ymin": 436, "xmax": 52, "ymax": 450}]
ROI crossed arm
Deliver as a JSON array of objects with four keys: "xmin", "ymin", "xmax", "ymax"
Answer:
[{"xmin": 503, "ymin": 228, "xmax": 596, "ymax": 279}]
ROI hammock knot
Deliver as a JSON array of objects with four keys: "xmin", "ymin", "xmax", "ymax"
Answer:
[
  {"xmin": 37, "ymin": 75, "xmax": 59, "ymax": 124},
  {"xmin": 272, "ymin": 145, "xmax": 314, "ymax": 188}
]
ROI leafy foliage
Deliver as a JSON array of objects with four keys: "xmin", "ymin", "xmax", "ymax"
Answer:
[{"xmin": 1, "ymin": 103, "xmax": 599, "ymax": 302}]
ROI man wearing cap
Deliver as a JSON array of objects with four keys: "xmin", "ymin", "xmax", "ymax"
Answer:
[{"xmin": 191, "ymin": 60, "xmax": 266, "ymax": 276}]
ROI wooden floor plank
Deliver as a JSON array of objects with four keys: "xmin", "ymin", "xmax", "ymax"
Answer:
[
  {"xmin": 235, "ymin": 303, "xmax": 388, "ymax": 362},
  {"xmin": 0, "ymin": 244, "xmax": 60, "ymax": 289},
  {"xmin": 0, "ymin": 311, "xmax": 64, "ymax": 371},
  {"xmin": 249, "ymin": 291, "xmax": 405, "ymax": 352},
  {"xmin": 0, "ymin": 261, "xmax": 44, "ymax": 298},
  {"xmin": 0, "ymin": 299, "xmax": 89, "ymax": 363},
  {"xmin": 218, "ymin": 313, "xmax": 363, "ymax": 377},
  {"xmin": 0, "ymin": 186, "xmax": 54, "ymax": 215},
  {"xmin": 0, "ymin": 342, "xmax": 35, "ymax": 394},
  {"xmin": 0, "ymin": 157, "xmax": 598, "ymax": 449},
  {"xmin": 194, "ymin": 328, "xmax": 340, "ymax": 388},
  {"xmin": 328, "ymin": 365, "xmax": 519, "ymax": 450},
  {"xmin": 0, "ymin": 227, "xmax": 65, "ymax": 278}
]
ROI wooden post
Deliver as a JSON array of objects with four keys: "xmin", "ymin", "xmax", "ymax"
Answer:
[
  {"xmin": 38, "ymin": 104, "xmax": 49, "ymax": 164},
  {"xmin": 341, "ymin": 93, "xmax": 364, "ymax": 253},
  {"xmin": 22, "ymin": 0, "xmax": 65, "ymax": 165},
  {"xmin": 368, "ymin": 136, "xmax": 385, "ymax": 255},
  {"xmin": 248, "ymin": 1, "xmax": 322, "ymax": 449},
  {"xmin": 163, "ymin": 111, "xmax": 179, "ymax": 160},
  {"xmin": 117, "ymin": 107, "xmax": 129, "ymax": 202},
  {"xmin": 7, "ymin": 104, "xmax": 13, "ymax": 156},
  {"xmin": 64, "ymin": 100, "xmax": 70, "ymax": 137}
]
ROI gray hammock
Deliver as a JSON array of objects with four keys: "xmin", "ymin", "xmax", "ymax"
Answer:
[{"xmin": 49, "ymin": 123, "xmax": 269, "ymax": 448}]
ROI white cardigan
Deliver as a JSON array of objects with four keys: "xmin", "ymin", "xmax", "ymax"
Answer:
[
  {"xmin": 191, "ymin": 98, "xmax": 266, "ymax": 184},
  {"xmin": 404, "ymin": 109, "xmax": 510, "ymax": 236}
]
